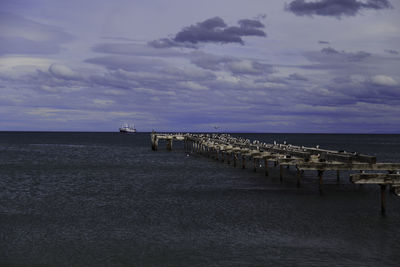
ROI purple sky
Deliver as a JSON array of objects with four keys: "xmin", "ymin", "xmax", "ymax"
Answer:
[{"xmin": 1, "ymin": 0, "xmax": 399, "ymax": 133}]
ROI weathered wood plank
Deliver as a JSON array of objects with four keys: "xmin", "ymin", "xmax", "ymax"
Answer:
[
  {"xmin": 278, "ymin": 158, "xmax": 303, "ymax": 164},
  {"xmin": 264, "ymin": 147, "xmax": 311, "ymax": 161},
  {"xmin": 350, "ymin": 173, "xmax": 400, "ymax": 184},
  {"xmin": 298, "ymin": 163, "xmax": 400, "ymax": 171}
]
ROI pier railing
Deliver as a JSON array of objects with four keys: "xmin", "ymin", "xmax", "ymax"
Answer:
[{"xmin": 151, "ymin": 132, "xmax": 400, "ymax": 215}]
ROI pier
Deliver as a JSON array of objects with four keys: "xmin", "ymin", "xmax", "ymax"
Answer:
[{"xmin": 151, "ymin": 132, "xmax": 400, "ymax": 215}]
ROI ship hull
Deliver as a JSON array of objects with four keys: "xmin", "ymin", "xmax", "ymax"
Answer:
[{"xmin": 119, "ymin": 129, "xmax": 136, "ymax": 133}]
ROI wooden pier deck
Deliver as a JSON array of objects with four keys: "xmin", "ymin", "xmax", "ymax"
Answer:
[{"xmin": 151, "ymin": 132, "xmax": 400, "ymax": 215}]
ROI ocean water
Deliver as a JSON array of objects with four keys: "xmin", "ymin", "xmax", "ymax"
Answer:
[{"xmin": 0, "ymin": 132, "xmax": 399, "ymax": 266}]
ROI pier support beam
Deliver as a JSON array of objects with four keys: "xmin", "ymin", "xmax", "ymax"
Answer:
[
  {"xmin": 233, "ymin": 153, "xmax": 237, "ymax": 168},
  {"xmin": 264, "ymin": 158, "xmax": 269, "ymax": 177},
  {"xmin": 318, "ymin": 170, "xmax": 324, "ymax": 195},
  {"xmin": 388, "ymin": 171, "xmax": 395, "ymax": 194},
  {"xmin": 336, "ymin": 170, "xmax": 340, "ymax": 185},
  {"xmin": 151, "ymin": 134, "xmax": 158, "ymax": 151},
  {"xmin": 280, "ymin": 165, "xmax": 284, "ymax": 183},
  {"xmin": 296, "ymin": 168, "xmax": 302, "ymax": 188},
  {"xmin": 242, "ymin": 155, "xmax": 246, "ymax": 169},
  {"xmin": 381, "ymin": 184, "xmax": 387, "ymax": 216},
  {"xmin": 152, "ymin": 138, "xmax": 158, "ymax": 151},
  {"xmin": 380, "ymin": 184, "xmax": 386, "ymax": 216},
  {"xmin": 166, "ymin": 139, "xmax": 172, "ymax": 151}
]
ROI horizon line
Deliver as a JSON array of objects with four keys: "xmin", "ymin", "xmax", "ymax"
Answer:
[{"xmin": 1, "ymin": 130, "xmax": 399, "ymax": 135}]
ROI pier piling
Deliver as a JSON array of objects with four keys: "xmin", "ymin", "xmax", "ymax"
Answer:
[
  {"xmin": 150, "ymin": 132, "xmax": 400, "ymax": 214},
  {"xmin": 318, "ymin": 170, "xmax": 324, "ymax": 195},
  {"xmin": 337, "ymin": 170, "xmax": 340, "ymax": 185},
  {"xmin": 166, "ymin": 139, "xmax": 172, "ymax": 151},
  {"xmin": 381, "ymin": 184, "xmax": 387, "ymax": 216},
  {"xmin": 296, "ymin": 168, "xmax": 302, "ymax": 188}
]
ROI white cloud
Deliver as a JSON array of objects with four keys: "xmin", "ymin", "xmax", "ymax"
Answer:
[
  {"xmin": 93, "ymin": 99, "xmax": 115, "ymax": 106},
  {"xmin": 371, "ymin": 75, "xmax": 398, "ymax": 86},
  {"xmin": 0, "ymin": 56, "xmax": 52, "ymax": 72},
  {"xmin": 228, "ymin": 60, "xmax": 258, "ymax": 74},
  {"xmin": 216, "ymin": 74, "xmax": 241, "ymax": 84},
  {"xmin": 49, "ymin": 64, "xmax": 80, "ymax": 80},
  {"xmin": 179, "ymin": 81, "xmax": 209, "ymax": 90}
]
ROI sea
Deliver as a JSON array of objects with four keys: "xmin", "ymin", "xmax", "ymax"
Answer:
[{"xmin": 0, "ymin": 132, "xmax": 399, "ymax": 266}]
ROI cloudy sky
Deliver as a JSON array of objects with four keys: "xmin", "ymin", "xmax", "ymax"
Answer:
[{"xmin": 1, "ymin": 0, "xmax": 399, "ymax": 132}]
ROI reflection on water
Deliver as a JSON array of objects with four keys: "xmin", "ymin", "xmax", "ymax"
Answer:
[{"xmin": 0, "ymin": 132, "xmax": 399, "ymax": 266}]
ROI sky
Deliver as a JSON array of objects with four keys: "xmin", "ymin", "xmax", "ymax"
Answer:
[{"xmin": 0, "ymin": 0, "xmax": 399, "ymax": 133}]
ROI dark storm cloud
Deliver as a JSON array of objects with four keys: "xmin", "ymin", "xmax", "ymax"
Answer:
[
  {"xmin": 288, "ymin": 73, "xmax": 308, "ymax": 81},
  {"xmin": 347, "ymin": 51, "xmax": 371, "ymax": 61},
  {"xmin": 323, "ymin": 75, "xmax": 400, "ymax": 106},
  {"xmin": 237, "ymin": 19, "xmax": 265, "ymax": 28},
  {"xmin": 322, "ymin": 47, "xmax": 371, "ymax": 61},
  {"xmin": 147, "ymin": 38, "xmax": 198, "ymax": 49},
  {"xmin": 0, "ymin": 12, "xmax": 73, "ymax": 55},
  {"xmin": 310, "ymin": 47, "xmax": 371, "ymax": 62},
  {"xmin": 384, "ymin": 49, "xmax": 399, "ymax": 55},
  {"xmin": 285, "ymin": 0, "xmax": 392, "ymax": 17},
  {"xmin": 321, "ymin": 47, "xmax": 340, "ymax": 54},
  {"xmin": 149, "ymin": 16, "xmax": 266, "ymax": 48},
  {"xmin": 174, "ymin": 17, "xmax": 266, "ymax": 44}
]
